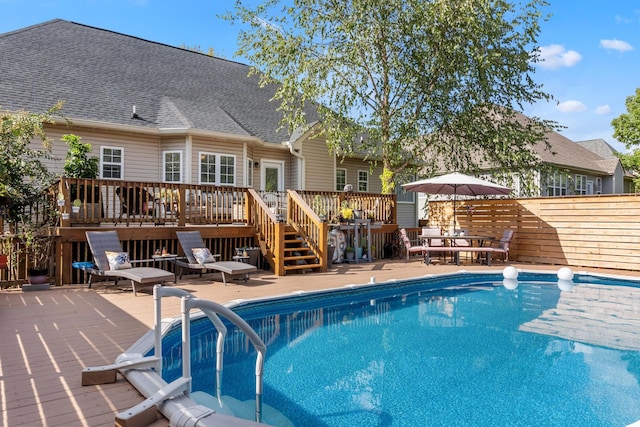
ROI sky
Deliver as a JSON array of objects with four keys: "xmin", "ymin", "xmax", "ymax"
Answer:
[{"xmin": 1, "ymin": 0, "xmax": 639, "ymax": 152}]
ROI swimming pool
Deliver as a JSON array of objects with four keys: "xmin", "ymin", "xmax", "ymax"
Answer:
[{"xmin": 157, "ymin": 271, "xmax": 640, "ymax": 426}]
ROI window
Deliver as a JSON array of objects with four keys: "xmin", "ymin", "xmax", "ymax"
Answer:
[
  {"xmin": 220, "ymin": 155, "xmax": 235, "ymax": 185},
  {"xmin": 546, "ymin": 172, "xmax": 568, "ymax": 196},
  {"xmin": 247, "ymin": 158, "xmax": 254, "ymax": 187},
  {"xmin": 100, "ymin": 146, "xmax": 123, "ymax": 179},
  {"xmin": 358, "ymin": 170, "xmax": 369, "ymax": 192},
  {"xmin": 595, "ymin": 177, "xmax": 602, "ymax": 194},
  {"xmin": 575, "ymin": 174, "xmax": 586, "ymax": 195},
  {"xmin": 200, "ymin": 153, "xmax": 216, "ymax": 184},
  {"xmin": 164, "ymin": 151, "xmax": 182, "ymax": 183},
  {"xmin": 336, "ymin": 168, "xmax": 346, "ymax": 191},
  {"xmin": 199, "ymin": 152, "xmax": 236, "ymax": 186},
  {"xmin": 396, "ymin": 178, "xmax": 415, "ymax": 203}
]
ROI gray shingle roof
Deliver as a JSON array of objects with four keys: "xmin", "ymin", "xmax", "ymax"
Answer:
[
  {"xmin": 0, "ymin": 19, "xmax": 313, "ymax": 143},
  {"xmin": 535, "ymin": 130, "xmax": 617, "ymax": 174}
]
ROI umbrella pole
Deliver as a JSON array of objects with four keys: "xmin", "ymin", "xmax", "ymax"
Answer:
[{"xmin": 452, "ymin": 187, "xmax": 457, "ymax": 233}]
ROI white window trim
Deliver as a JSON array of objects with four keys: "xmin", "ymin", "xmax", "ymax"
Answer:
[
  {"xmin": 246, "ymin": 158, "xmax": 254, "ymax": 188},
  {"xmin": 100, "ymin": 146, "xmax": 124, "ymax": 180},
  {"xmin": 163, "ymin": 150, "xmax": 183, "ymax": 183},
  {"xmin": 575, "ymin": 174, "xmax": 586, "ymax": 195},
  {"xmin": 358, "ymin": 169, "xmax": 369, "ymax": 192},
  {"xmin": 336, "ymin": 168, "xmax": 347, "ymax": 191},
  {"xmin": 199, "ymin": 151, "xmax": 237, "ymax": 186}
]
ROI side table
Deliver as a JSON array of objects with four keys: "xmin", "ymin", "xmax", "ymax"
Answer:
[{"xmin": 152, "ymin": 254, "xmax": 178, "ymax": 282}]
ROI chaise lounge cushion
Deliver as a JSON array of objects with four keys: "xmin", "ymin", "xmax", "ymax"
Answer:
[
  {"xmin": 105, "ymin": 251, "xmax": 132, "ymax": 270},
  {"xmin": 192, "ymin": 247, "xmax": 217, "ymax": 265}
]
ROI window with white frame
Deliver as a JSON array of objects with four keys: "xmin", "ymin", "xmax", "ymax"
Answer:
[
  {"xmin": 100, "ymin": 146, "xmax": 123, "ymax": 179},
  {"xmin": 396, "ymin": 178, "xmax": 415, "ymax": 203},
  {"xmin": 163, "ymin": 151, "xmax": 182, "ymax": 183},
  {"xmin": 358, "ymin": 170, "xmax": 369, "ymax": 192},
  {"xmin": 575, "ymin": 174, "xmax": 586, "ymax": 195},
  {"xmin": 336, "ymin": 168, "xmax": 346, "ymax": 191},
  {"xmin": 546, "ymin": 172, "xmax": 568, "ymax": 196},
  {"xmin": 199, "ymin": 152, "xmax": 236, "ymax": 185},
  {"xmin": 200, "ymin": 153, "xmax": 216, "ymax": 184},
  {"xmin": 220, "ymin": 155, "xmax": 235, "ymax": 185},
  {"xmin": 247, "ymin": 158, "xmax": 254, "ymax": 187}
]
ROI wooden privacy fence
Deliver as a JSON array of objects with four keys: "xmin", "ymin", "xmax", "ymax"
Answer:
[{"xmin": 427, "ymin": 194, "xmax": 640, "ymax": 271}]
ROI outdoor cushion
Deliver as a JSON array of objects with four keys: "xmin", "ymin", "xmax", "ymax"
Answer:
[
  {"xmin": 192, "ymin": 247, "xmax": 216, "ymax": 265},
  {"xmin": 105, "ymin": 251, "xmax": 132, "ymax": 270}
]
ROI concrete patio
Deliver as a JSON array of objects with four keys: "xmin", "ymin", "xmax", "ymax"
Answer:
[{"xmin": 2, "ymin": 259, "xmax": 635, "ymax": 426}]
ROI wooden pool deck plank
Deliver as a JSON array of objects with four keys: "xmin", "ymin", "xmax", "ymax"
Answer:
[{"xmin": 1, "ymin": 260, "xmax": 636, "ymax": 426}]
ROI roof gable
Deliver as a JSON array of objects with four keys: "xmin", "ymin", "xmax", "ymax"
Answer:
[{"xmin": 0, "ymin": 19, "xmax": 314, "ymax": 143}]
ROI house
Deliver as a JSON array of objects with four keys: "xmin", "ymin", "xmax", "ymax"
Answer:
[
  {"xmin": 0, "ymin": 19, "xmax": 418, "ymax": 228},
  {"xmin": 417, "ymin": 131, "xmax": 632, "ymax": 218}
]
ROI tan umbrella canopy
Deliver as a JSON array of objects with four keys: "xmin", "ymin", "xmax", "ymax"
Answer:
[{"xmin": 402, "ymin": 172, "xmax": 512, "ymax": 229}]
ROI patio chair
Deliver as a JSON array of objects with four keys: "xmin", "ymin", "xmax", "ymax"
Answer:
[
  {"xmin": 421, "ymin": 226, "xmax": 448, "ymax": 262},
  {"xmin": 486, "ymin": 230, "xmax": 515, "ymax": 264},
  {"xmin": 452, "ymin": 228, "xmax": 471, "ymax": 261},
  {"xmin": 175, "ymin": 231, "xmax": 257, "ymax": 285},
  {"xmin": 115, "ymin": 186, "xmax": 156, "ymax": 226},
  {"xmin": 399, "ymin": 228, "xmax": 428, "ymax": 262},
  {"xmin": 85, "ymin": 231, "xmax": 175, "ymax": 296}
]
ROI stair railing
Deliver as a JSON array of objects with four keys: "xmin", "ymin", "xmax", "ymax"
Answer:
[
  {"xmin": 248, "ymin": 189, "xmax": 286, "ymax": 275},
  {"xmin": 287, "ymin": 190, "xmax": 328, "ymax": 272}
]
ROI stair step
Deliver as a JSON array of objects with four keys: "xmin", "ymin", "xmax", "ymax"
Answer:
[
  {"xmin": 283, "ymin": 247, "xmax": 311, "ymax": 253},
  {"xmin": 284, "ymin": 263, "xmax": 322, "ymax": 271},
  {"xmin": 285, "ymin": 254, "xmax": 317, "ymax": 262}
]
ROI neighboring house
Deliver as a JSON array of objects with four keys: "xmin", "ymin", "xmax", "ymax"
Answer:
[
  {"xmin": 417, "ymin": 132, "xmax": 632, "ymax": 219},
  {"xmin": 513, "ymin": 131, "xmax": 630, "ymax": 197},
  {"xmin": 0, "ymin": 19, "xmax": 418, "ymax": 227},
  {"xmin": 576, "ymin": 138, "xmax": 636, "ymax": 192}
]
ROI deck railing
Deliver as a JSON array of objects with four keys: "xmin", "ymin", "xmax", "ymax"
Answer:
[
  {"xmin": 0, "ymin": 180, "xmax": 400, "ymax": 286},
  {"xmin": 58, "ymin": 178, "xmax": 249, "ymax": 227}
]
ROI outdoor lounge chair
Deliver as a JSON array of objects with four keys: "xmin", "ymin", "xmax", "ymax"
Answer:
[
  {"xmin": 175, "ymin": 231, "xmax": 257, "ymax": 285},
  {"xmin": 85, "ymin": 231, "xmax": 175, "ymax": 296}
]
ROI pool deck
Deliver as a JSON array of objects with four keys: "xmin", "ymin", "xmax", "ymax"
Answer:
[{"xmin": 2, "ymin": 259, "xmax": 638, "ymax": 427}]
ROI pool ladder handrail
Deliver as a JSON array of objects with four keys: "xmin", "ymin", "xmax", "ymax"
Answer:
[
  {"xmin": 83, "ymin": 285, "xmax": 267, "ymax": 426},
  {"xmin": 154, "ymin": 285, "xmax": 267, "ymax": 423}
]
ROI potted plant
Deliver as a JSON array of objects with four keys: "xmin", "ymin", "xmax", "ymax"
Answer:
[
  {"xmin": 72, "ymin": 198, "xmax": 82, "ymax": 214},
  {"xmin": 340, "ymin": 200, "xmax": 354, "ymax": 223},
  {"xmin": 62, "ymin": 134, "xmax": 101, "ymax": 219},
  {"xmin": 345, "ymin": 245, "xmax": 355, "ymax": 261},
  {"xmin": 23, "ymin": 217, "xmax": 58, "ymax": 286}
]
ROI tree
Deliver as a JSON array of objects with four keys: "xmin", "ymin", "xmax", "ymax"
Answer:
[
  {"xmin": 612, "ymin": 88, "xmax": 640, "ymax": 188},
  {"xmin": 0, "ymin": 103, "xmax": 63, "ymax": 224},
  {"xmin": 62, "ymin": 134, "xmax": 99, "ymax": 179},
  {"xmin": 225, "ymin": 0, "xmax": 556, "ymax": 193}
]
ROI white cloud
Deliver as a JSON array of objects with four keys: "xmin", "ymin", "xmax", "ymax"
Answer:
[
  {"xmin": 536, "ymin": 44, "xmax": 582, "ymax": 69},
  {"xmin": 600, "ymin": 39, "xmax": 634, "ymax": 52},
  {"xmin": 556, "ymin": 100, "xmax": 587, "ymax": 113},
  {"xmin": 595, "ymin": 104, "xmax": 611, "ymax": 115}
]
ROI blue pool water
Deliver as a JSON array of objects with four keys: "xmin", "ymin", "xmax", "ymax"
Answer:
[{"xmin": 158, "ymin": 272, "xmax": 640, "ymax": 426}]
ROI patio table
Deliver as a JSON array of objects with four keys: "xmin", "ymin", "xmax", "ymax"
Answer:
[{"xmin": 419, "ymin": 234, "xmax": 495, "ymax": 265}]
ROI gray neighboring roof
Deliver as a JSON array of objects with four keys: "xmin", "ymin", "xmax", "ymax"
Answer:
[
  {"xmin": 576, "ymin": 138, "xmax": 619, "ymax": 160},
  {"xmin": 0, "ymin": 19, "xmax": 318, "ymax": 143},
  {"xmin": 534, "ymin": 129, "xmax": 618, "ymax": 175}
]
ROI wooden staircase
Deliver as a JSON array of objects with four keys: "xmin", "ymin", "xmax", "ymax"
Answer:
[{"xmin": 282, "ymin": 226, "xmax": 323, "ymax": 273}]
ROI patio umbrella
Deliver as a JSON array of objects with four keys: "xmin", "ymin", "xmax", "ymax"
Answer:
[{"xmin": 402, "ymin": 172, "xmax": 512, "ymax": 229}]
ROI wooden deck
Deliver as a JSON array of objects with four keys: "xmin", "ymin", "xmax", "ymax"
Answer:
[{"xmin": 2, "ymin": 259, "xmax": 638, "ymax": 426}]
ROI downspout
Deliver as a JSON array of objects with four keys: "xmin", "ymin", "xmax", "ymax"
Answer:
[{"xmin": 286, "ymin": 121, "xmax": 321, "ymax": 191}]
